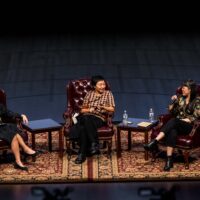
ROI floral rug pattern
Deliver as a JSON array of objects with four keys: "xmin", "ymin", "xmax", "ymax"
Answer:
[{"xmin": 0, "ymin": 130, "xmax": 200, "ymax": 183}]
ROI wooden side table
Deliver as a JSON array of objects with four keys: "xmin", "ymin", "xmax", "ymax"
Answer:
[
  {"xmin": 117, "ymin": 118, "xmax": 158, "ymax": 160},
  {"xmin": 22, "ymin": 118, "xmax": 63, "ymax": 157}
]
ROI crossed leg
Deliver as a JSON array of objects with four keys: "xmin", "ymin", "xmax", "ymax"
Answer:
[{"xmin": 11, "ymin": 133, "xmax": 36, "ymax": 167}]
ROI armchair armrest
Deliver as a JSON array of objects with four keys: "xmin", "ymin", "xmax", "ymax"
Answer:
[
  {"xmin": 152, "ymin": 113, "xmax": 173, "ymax": 132},
  {"xmin": 63, "ymin": 107, "xmax": 73, "ymax": 120},
  {"xmin": 158, "ymin": 113, "xmax": 173, "ymax": 124},
  {"xmin": 104, "ymin": 111, "xmax": 114, "ymax": 128},
  {"xmin": 189, "ymin": 120, "xmax": 200, "ymax": 137},
  {"xmin": 63, "ymin": 108, "xmax": 74, "ymax": 130}
]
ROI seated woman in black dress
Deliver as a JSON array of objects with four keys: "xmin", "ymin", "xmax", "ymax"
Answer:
[
  {"xmin": 0, "ymin": 104, "xmax": 38, "ymax": 171},
  {"xmin": 144, "ymin": 79, "xmax": 200, "ymax": 171}
]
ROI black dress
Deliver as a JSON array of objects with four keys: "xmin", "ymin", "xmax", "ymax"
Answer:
[{"xmin": 0, "ymin": 103, "xmax": 22, "ymax": 145}]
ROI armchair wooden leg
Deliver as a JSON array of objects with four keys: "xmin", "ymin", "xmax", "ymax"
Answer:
[
  {"xmin": 183, "ymin": 151, "xmax": 189, "ymax": 169},
  {"xmin": 107, "ymin": 140, "xmax": 112, "ymax": 159},
  {"xmin": 2, "ymin": 150, "xmax": 7, "ymax": 158},
  {"xmin": 151, "ymin": 147, "xmax": 162, "ymax": 162},
  {"xmin": 102, "ymin": 141, "xmax": 107, "ymax": 149},
  {"xmin": 1, "ymin": 150, "xmax": 8, "ymax": 162},
  {"xmin": 66, "ymin": 140, "xmax": 72, "ymax": 160},
  {"xmin": 151, "ymin": 151, "xmax": 157, "ymax": 162}
]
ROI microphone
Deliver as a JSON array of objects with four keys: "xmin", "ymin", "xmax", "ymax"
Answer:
[
  {"xmin": 170, "ymin": 94, "xmax": 180, "ymax": 105},
  {"xmin": 171, "ymin": 98, "xmax": 177, "ymax": 105}
]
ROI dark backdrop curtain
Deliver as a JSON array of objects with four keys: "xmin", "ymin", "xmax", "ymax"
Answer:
[{"xmin": 0, "ymin": 32, "xmax": 199, "ymax": 122}]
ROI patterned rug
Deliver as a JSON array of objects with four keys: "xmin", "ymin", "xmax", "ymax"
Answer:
[{"xmin": 1, "ymin": 129, "xmax": 200, "ymax": 183}]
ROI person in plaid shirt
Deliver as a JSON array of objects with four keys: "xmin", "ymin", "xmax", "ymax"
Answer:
[{"xmin": 70, "ymin": 75, "xmax": 115, "ymax": 164}]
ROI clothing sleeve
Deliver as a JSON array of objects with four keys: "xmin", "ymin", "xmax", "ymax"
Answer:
[
  {"xmin": 188, "ymin": 97, "xmax": 200, "ymax": 122},
  {"xmin": 107, "ymin": 91, "xmax": 115, "ymax": 107},
  {"xmin": 5, "ymin": 109, "xmax": 22, "ymax": 120},
  {"xmin": 169, "ymin": 95, "xmax": 184, "ymax": 117},
  {"xmin": 0, "ymin": 103, "xmax": 22, "ymax": 122},
  {"xmin": 168, "ymin": 96, "xmax": 181, "ymax": 116}
]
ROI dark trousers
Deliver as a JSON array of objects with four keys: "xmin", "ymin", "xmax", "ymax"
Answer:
[
  {"xmin": 69, "ymin": 114, "xmax": 105, "ymax": 154},
  {"xmin": 160, "ymin": 118, "xmax": 193, "ymax": 147}
]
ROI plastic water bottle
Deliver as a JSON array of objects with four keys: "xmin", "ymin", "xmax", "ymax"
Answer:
[
  {"xmin": 123, "ymin": 110, "xmax": 128, "ymax": 125},
  {"xmin": 149, "ymin": 108, "xmax": 154, "ymax": 122}
]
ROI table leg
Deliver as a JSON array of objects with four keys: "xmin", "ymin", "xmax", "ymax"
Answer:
[
  {"xmin": 128, "ymin": 130, "xmax": 131, "ymax": 150},
  {"xmin": 32, "ymin": 133, "xmax": 36, "ymax": 149},
  {"xmin": 144, "ymin": 131, "xmax": 149, "ymax": 160},
  {"xmin": 59, "ymin": 127, "xmax": 63, "ymax": 158},
  {"xmin": 117, "ymin": 127, "xmax": 121, "ymax": 157},
  {"xmin": 48, "ymin": 131, "xmax": 52, "ymax": 151}
]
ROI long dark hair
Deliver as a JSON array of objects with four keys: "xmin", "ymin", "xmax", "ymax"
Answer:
[{"xmin": 182, "ymin": 79, "xmax": 197, "ymax": 102}]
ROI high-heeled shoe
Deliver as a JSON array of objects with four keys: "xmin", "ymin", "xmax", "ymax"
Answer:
[
  {"xmin": 23, "ymin": 151, "xmax": 39, "ymax": 162},
  {"xmin": 24, "ymin": 151, "xmax": 39, "ymax": 158},
  {"xmin": 14, "ymin": 162, "xmax": 28, "ymax": 171}
]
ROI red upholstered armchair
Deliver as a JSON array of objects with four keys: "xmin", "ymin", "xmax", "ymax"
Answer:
[
  {"xmin": 151, "ymin": 84, "xmax": 200, "ymax": 169},
  {"xmin": 63, "ymin": 78, "xmax": 115, "ymax": 160},
  {"xmin": 0, "ymin": 89, "xmax": 28, "ymax": 158}
]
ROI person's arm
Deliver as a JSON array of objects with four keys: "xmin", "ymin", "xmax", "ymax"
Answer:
[
  {"xmin": 102, "ymin": 105, "xmax": 115, "ymax": 112},
  {"xmin": 168, "ymin": 95, "xmax": 178, "ymax": 111},
  {"xmin": 5, "ymin": 109, "xmax": 22, "ymax": 121},
  {"xmin": 0, "ymin": 103, "xmax": 21, "ymax": 122},
  {"xmin": 98, "ymin": 91, "xmax": 115, "ymax": 113},
  {"xmin": 81, "ymin": 107, "xmax": 92, "ymax": 113},
  {"xmin": 0, "ymin": 104, "xmax": 28, "ymax": 124},
  {"xmin": 184, "ymin": 97, "xmax": 200, "ymax": 123},
  {"xmin": 180, "ymin": 118, "xmax": 191, "ymax": 123},
  {"xmin": 81, "ymin": 105, "xmax": 114, "ymax": 114},
  {"xmin": 168, "ymin": 95, "xmax": 181, "ymax": 117},
  {"xmin": 98, "ymin": 105, "xmax": 115, "ymax": 113}
]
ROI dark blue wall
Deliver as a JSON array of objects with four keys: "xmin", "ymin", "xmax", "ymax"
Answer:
[{"xmin": 0, "ymin": 33, "xmax": 200, "ymax": 123}]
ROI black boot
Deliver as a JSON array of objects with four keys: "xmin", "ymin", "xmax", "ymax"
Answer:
[
  {"xmin": 75, "ymin": 153, "xmax": 86, "ymax": 164},
  {"xmin": 143, "ymin": 139, "xmax": 158, "ymax": 152},
  {"xmin": 90, "ymin": 142, "xmax": 100, "ymax": 156},
  {"xmin": 163, "ymin": 156, "xmax": 173, "ymax": 171}
]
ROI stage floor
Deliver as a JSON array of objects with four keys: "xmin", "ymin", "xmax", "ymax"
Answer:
[{"xmin": 0, "ymin": 181, "xmax": 199, "ymax": 200}]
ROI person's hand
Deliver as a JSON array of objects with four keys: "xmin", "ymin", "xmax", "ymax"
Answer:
[
  {"xmin": 89, "ymin": 107, "xmax": 95, "ymax": 113},
  {"xmin": 21, "ymin": 114, "xmax": 28, "ymax": 124},
  {"xmin": 96, "ymin": 106, "xmax": 102, "ymax": 110},
  {"xmin": 181, "ymin": 118, "xmax": 191, "ymax": 123},
  {"xmin": 95, "ymin": 106, "xmax": 105, "ymax": 113},
  {"xmin": 171, "ymin": 95, "xmax": 178, "ymax": 101}
]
